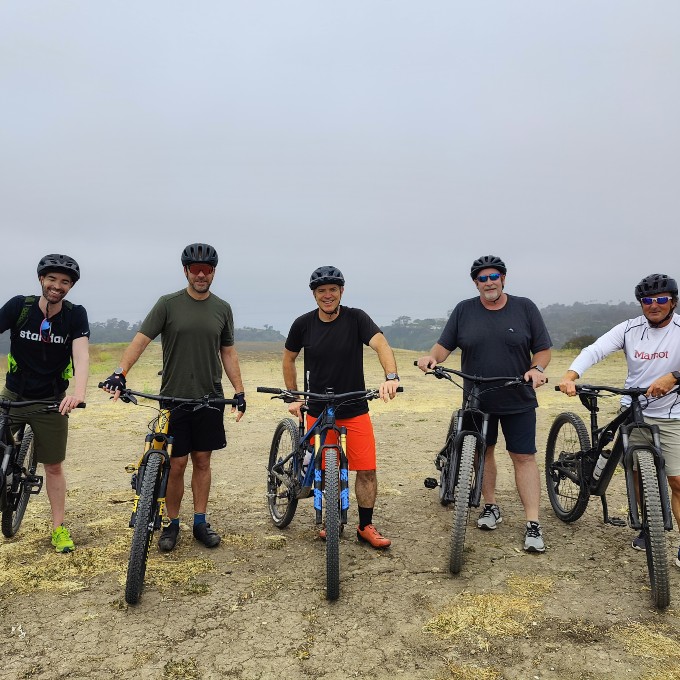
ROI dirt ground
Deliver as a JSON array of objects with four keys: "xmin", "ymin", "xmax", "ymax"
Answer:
[{"xmin": 2, "ymin": 344, "xmax": 680, "ymax": 680}]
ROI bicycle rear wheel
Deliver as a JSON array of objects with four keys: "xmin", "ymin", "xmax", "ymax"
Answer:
[
  {"xmin": 2, "ymin": 427, "xmax": 37, "ymax": 538},
  {"xmin": 637, "ymin": 448, "xmax": 670, "ymax": 610},
  {"xmin": 545, "ymin": 412, "xmax": 591, "ymax": 522},
  {"xmin": 325, "ymin": 447, "xmax": 340, "ymax": 600},
  {"xmin": 267, "ymin": 418, "xmax": 301, "ymax": 528},
  {"xmin": 449, "ymin": 435, "xmax": 475, "ymax": 574},
  {"xmin": 125, "ymin": 451, "xmax": 163, "ymax": 605}
]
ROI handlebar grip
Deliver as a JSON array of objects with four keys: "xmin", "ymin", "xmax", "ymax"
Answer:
[
  {"xmin": 75, "ymin": 403, "xmax": 86, "ymax": 408},
  {"xmin": 396, "ymin": 386, "xmax": 404, "ymax": 392},
  {"xmin": 97, "ymin": 382, "xmax": 105, "ymax": 388},
  {"xmin": 413, "ymin": 360, "xmax": 418, "ymax": 366},
  {"xmin": 257, "ymin": 387, "xmax": 282, "ymax": 394},
  {"xmin": 554, "ymin": 386, "xmax": 560, "ymax": 391}
]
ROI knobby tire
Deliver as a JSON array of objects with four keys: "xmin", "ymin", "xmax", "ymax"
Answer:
[
  {"xmin": 637, "ymin": 448, "xmax": 670, "ymax": 610},
  {"xmin": 125, "ymin": 451, "xmax": 163, "ymax": 605},
  {"xmin": 449, "ymin": 435, "xmax": 475, "ymax": 574},
  {"xmin": 267, "ymin": 418, "xmax": 300, "ymax": 529},
  {"xmin": 2, "ymin": 428, "xmax": 36, "ymax": 538},
  {"xmin": 325, "ymin": 448, "xmax": 340, "ymax": 600},
  {"xmin": 545, "ymin": 412, "xmax": 591, "ymax": 522}
]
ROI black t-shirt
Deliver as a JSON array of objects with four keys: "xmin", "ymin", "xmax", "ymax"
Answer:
[
  {"xmin": 0, "ymin": 295, "xmax": 90, "ymax": 398},
  {"xmin": 285, "ymin": 306, "xmax": 381, "ymax": 418},
  {"xmin": 437, "ymin": 295, "xmax": 552, "ymax": 414}
]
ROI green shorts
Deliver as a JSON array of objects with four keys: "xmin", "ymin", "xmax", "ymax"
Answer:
[{"xmin": 1, "ymin": 388, "xmax": 69, "ymax": 465}]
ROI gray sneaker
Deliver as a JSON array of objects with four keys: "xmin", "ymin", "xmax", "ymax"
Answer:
[
  {"xmin": 524, "ymin": 521, "xmax": 545, "ymax": 553},
  {"xmin": 159, "ymin": 523, "xmax": 180, "ymax": 552},
  {"xmin": 477, "ymin": 504, "xmax": 502, "ymax": 530}
]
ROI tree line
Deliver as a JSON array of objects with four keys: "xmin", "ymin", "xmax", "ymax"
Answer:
[{"xmin": 0, "ymin": 302, "xmax": 642, "ymax": 354}]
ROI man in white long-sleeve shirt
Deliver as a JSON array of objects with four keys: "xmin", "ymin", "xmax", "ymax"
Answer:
[{"xmin": 558, "ymin": 273, "xmax": 680, "ymax": 562}]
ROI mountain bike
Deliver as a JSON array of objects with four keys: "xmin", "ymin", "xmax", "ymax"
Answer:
[
  {"xmin": 258, "ymin": 385, "xmax": 401, "ymax": 600},
  {"xmin": 418, "ymin": 362, "xmax": 534, "ymax": 574},
  {"xmin": 100, "ymin": 385, "xmax": 236, "ymax": 605},
  {"xmin": 546, "ymin": 384, "xmax": 674, "ymax": 609},
  {"xmin": 0, "ymin": 397, "xmax": 85, "ymax": 538}
]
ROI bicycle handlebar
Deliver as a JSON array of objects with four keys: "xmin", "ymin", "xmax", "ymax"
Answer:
[
  {"xmin": 0, "ymin": 398, "xmax": 86, "ymax": 410},
  {"xmin": 97, "ymin": 384, "xmax": 237, "ymax": 406},
  {"xmin": 414, "ymin": 361, "xmax": 530, "ymax": 385},
  {"xmin": 554, "ymin": 384, "xmax": 653, "ymax": 397},
  {"xmin": 257, "ymin": 386, "xmax": 403, "ymax": 401}
]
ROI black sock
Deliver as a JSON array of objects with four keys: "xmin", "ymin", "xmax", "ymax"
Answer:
[{"xmin": 358, "ymin": 506, "xmax": 373, "ymax": 530}]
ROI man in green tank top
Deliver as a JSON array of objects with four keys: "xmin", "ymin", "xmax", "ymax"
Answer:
[{"xmin": 101, "ymin": 243, "xmax": 246, "ymax": 551}]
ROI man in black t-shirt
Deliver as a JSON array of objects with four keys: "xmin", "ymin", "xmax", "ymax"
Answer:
[
  {"xmin": 0, "ymin": 254, "xmax": 90, "ymax": 553},
  {"xmin": 283, "ymin": 266, "xmax": 400, "ymax": 548},
  {"xmin": 417, "ymin": 255, "xmax": 551, "ymax": 553}
]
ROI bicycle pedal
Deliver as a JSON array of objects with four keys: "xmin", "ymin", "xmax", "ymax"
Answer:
[
  {"xmin": 26, "ymin": 475, "xmax": 43, "ymax": 494},
  {"xmin": 424, "ymin": 477, "xmax": 438, "ymax": 489}
]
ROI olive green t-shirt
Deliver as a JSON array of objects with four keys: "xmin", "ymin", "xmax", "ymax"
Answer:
[{"xmin": 139, "ymin": 289, "xmax": 234, "ymax": 398}]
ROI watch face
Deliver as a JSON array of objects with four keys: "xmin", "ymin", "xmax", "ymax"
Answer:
[{"xmin": 386, "ymin": 373, "xmax": 399, "ymax": 381}]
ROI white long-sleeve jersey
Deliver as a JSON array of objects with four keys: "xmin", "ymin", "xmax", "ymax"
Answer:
[{"xmin": 569, "ymin": 313, "xmax": 680, "ymax": 418}]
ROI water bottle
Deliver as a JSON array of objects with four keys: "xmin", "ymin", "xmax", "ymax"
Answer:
[
  {"xmin": 592, "ymin": 450, "xmax": 611, "ymax": 481},
  {"xmin": 302, "ymin": 448, "xmax": 313, "ymax": 475}
]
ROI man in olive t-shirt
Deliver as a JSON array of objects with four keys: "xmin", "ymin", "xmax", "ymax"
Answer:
[{"xmin": 102, "ymin": 243, "xmax": 245, "ymax": 551}]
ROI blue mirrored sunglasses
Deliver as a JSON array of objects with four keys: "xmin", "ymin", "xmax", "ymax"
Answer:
[
  {"xmin": 476, "ymin": 273, "xmax": 501, "ymax": 282},
  {"xmin": 641, "ymin": 296, "xmax": 671, "ymax": 305},
  {"xmin": 40, "ymin": 317, "xmax": 52, "ymax": 342}
]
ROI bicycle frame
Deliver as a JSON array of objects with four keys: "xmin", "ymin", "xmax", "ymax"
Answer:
[{"xmin": 576, "ymin": 390, "xmax": 672, "ymax": 531}]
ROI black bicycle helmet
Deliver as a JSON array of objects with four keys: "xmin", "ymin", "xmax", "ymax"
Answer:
[
  {"xmin": 181, "ymin": 243, "xmax": 218, "ymax": 267},
  {"xmin": 309, "ymin": 265, "xmax": 345, "ymax": 290},
  {"xmin": 37, "ymin": 254, "xmax": 81, "ymax": 283},
  {"xmin": 634, "ymin": 274, "xmax": 678, "ymax": 301},
  {"xmin": 470, "ymin": 255, "xmax": 507, "ymax": 280}
]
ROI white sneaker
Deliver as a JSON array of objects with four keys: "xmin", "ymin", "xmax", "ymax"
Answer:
[
  {"xmin": 477, "ymin": 504, "xmax": 502, "ymax": 530},
  {"xmin": 524, "ymin": 521, "xmax": 545, "ymax": 553}
]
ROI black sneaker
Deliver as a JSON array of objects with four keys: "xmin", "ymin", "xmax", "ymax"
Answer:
[
  {"xmin": 193, "ymin": 522, "xmax": 221, "ymax": 548},
  {"xmin": 159, "ymin": 523, "xmax": 180, "ymax": 552}
]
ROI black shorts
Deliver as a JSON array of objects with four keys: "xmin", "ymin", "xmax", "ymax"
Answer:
[
  {"xmin": 166, "ymin": 403, "xmax": 227, "ymax": 457},
  {"xmin": 472, "ymin": 410, "xmax": 537, "ymax": 455}
]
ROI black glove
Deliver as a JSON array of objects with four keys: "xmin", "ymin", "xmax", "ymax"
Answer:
[
  {"xmin": 234, "ymin": 392, "xmax": 246, "ymax": 414},
  {"xmin": 103, "ymin": 371, "xmax": 127, "ymax": 393}
]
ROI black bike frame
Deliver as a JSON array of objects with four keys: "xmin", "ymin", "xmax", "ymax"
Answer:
[{"xmin": 575, "ymin": 389, "xmax": 672, "ymax": 531}]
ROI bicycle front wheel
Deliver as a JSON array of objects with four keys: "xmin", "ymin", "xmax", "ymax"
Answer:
[
  {"xmin": 324, "ymin": 447, "xmax": 340, "ymax": 600},
  {"xmin": 637, "ymin": 448, "xmax": 670, "ymax": 610},
  {"xmin": 545, "ymin": 412, "xmax": 591, "ymax": 522},
  {"xmin": 449, "ymin": 434, "xmax": 475, "ymax": 574},
  {"xmin": 2, "ymin": 427, "xmax": 37, "ymax": 538},
  {"xmin": 125, "ymin": 451, "xmax": 163, "ymax": 605},
  {"xmin": 267, "ymin": 418, "xmax": 300, "ymax": 528}
]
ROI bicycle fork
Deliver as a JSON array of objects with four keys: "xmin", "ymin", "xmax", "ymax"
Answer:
[
  {"xmin": 313, "ymin": 428, "xmax": 350, "ymax": 526},
  {"xmin": 128, "ymin": 433, "xmax": 173, "ymax": 530}
]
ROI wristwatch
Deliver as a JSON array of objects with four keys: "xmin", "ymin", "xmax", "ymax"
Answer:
[
  {"xmin": 530, "ymin": 365, "xmax": 544, "ymax": 373},
  {"xmin": 114, "ymin": 366, "xmax": 127, "ymax": 376},
  {"xmin": 672, "ymin": 371, "xmax": 680, "ymax": 385},
  {"xmin": 385, "ymin": 372, "xmax": 400, "ymax": 381}
]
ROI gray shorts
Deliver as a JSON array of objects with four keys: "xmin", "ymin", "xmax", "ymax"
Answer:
[
  {"xmin": 628, "ymin": 416, "xmax": 680, "ymax": 477},
  {"xmin": 1, "ymin": 388, "xmax": 68, "ymax": 465}
]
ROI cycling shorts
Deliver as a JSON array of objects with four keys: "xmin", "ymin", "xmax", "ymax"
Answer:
[
  {"xmin": 472, "ymin": 409, "xmax": 537, "ymax": 455},
  {"xmin": 305, "ymin": 412, "xmax": 377, "ymax": 471},
  {"xmin": 167, "ymin": 402, "xmax": 226, "ymax": 457},
  {"xmin": 1, "ymin": 387, "xmax": 68, "ymax": 464}
]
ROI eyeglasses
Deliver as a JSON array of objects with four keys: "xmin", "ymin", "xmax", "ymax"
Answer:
[
  {"xmin": 188, "ymin": 263, "xmax": 214, "ymax": 276},
  {"xmin": 641, "ymin": 296, "xmax": 671, "ymax": 305},
  {"xmin": 40, "ymin": 317, "xmax": 52, "ymax": 343},
  {"xmin": 476, "ymin": 273, "xmax": 502, "ymax": 282}
]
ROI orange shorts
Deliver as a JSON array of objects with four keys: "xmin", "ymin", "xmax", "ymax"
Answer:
[{"xmin": 305, "ymin": 412, "xmax": 377, "ymax": 471}]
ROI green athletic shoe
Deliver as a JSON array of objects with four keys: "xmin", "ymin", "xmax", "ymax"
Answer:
[{"xmin": 51, "ymin": 525, "xmax": 75, "ymax": 553}]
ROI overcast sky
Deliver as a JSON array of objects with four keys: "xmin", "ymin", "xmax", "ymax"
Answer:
[{"xmin": 1, "ymin": 2, "xmax": 679, "ymax": 331}]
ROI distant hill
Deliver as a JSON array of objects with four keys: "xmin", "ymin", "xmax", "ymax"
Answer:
[
  {"xmin": 0, "ymin": 302, "xmax": 645, "ymax": 354},
  {"xmin": 380, "ymin": 302, "xmax": 642, "ymax": 351}
]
